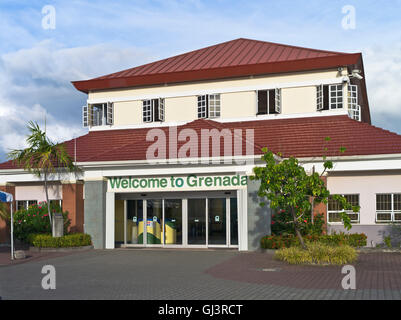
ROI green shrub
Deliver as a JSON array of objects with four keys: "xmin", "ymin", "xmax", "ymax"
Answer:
[
  {"xmin": 384, "ymin": 236, "xmax": 392, "ymax": 248},
  {"xmin": 261, "ymin": 232, "xmax": 367, "ymax": 249},
  {"xmin": 274, "ymin": 243, "xmax": 358, "ymax": 265},
  {"xmin": 29, "ymin": 233, "xmax": 92, "ymax": 248},
  {"xmin": 272, "ymin": 209, "xmax": 325, "ymax": 236},
  {"xmin": 13, "ymin": 202, "xmax": 71, "ymax": 242}
]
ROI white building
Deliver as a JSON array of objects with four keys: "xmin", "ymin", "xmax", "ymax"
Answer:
[{"xmin": 1, "ymin": 38, "xmax": 400, "ymax": 248}]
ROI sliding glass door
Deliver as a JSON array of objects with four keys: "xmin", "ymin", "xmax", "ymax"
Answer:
[
  {"xmin": 119, "ymin": 194, "xmax": 238, "ymax": 248},
  {"xmin": 187, "ymin": 199, "xmax": 207, "ymax": 245},
  {"xmin": 208, "ymin": 198, "xmax": 226, "ymax": 245},
  {"xmin": 163, "ymin": 199, "xmax": 183, "ymax": 245}
]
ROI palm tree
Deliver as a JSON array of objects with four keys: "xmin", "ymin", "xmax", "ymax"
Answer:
[{"xmin": 7, "ymin": 121, "xmax": 80, "ymax": 229}]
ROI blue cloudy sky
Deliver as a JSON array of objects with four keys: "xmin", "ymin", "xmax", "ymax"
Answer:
[{"xmin": 0, "ymin": 0, "xmax": 401, "ymax": 162}]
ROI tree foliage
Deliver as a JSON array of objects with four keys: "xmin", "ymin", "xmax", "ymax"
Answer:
[
  {"xmin": 251, "ymin": 147, "xmax": 359, "ymax": 249},
  {"xmin": 7, "ymin": 121, "xmax": 80, "ymax": 227}
]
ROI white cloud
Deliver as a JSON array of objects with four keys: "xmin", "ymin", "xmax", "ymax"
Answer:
[
  {"xmin": 0, "ymin": 97, "xmax": 85, "ymax": 154},
  {"xmin": 0, "ymin": 39, "xmax": 156, "ymax": 160},
  {"xmin": 364, "ymin": 43, "xmax": 401, "ymax": 118}
]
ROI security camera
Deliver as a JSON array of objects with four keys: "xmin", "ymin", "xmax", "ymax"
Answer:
[{"xmin": 351, "ymin": 69, "xmax": 363, "ymax": 80}]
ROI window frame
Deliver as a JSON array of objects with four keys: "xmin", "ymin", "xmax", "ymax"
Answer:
[
  {"xmin": 327, "ymin": 194, "xmax": 360, "ymax": 224},
  {"xmin": 142, "ymin": 98, "xmax": 165, "ymax": 123},
  {"xmin": 83, "ymin": 102, "xmax": 113, "ymax": 127},
  {"xmin": 16, "ymin": 200, "xmax": 38, "ymax": 211},
  {"xmin": 256, "ymin": 89, "xmax": 281, "ymax": 115},
  {"xmin": 316, "ymin": 84, "xmax": 344, "ymax": 111},
  {"xmin": 197, "ymin": 94, "xmax": 221, "ymax": 119},
  {"xmin": 376, "ymin": 193, "xmax": 401, "ymax": 223}
]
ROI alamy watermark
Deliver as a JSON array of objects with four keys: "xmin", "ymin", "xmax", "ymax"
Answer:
[
  {"xmin": 42, "ymin": 5, "xmax": 56, "ymax": 30},
  {"xmin": 341, "ymin": 265, "xmax": 356, "ymax": 290},
  {"xmin": 41, "ymin": 265, "xmax": 56, "ymax": 290},
  {"xmin": 342, "ymin": 5, "xmax": 356, "ymax": 30},
  {"xmin": 145, "ymin": 127, "xmax": 255, "ymax": 165}
]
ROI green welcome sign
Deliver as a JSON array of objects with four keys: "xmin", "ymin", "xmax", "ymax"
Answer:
[{"xmin": 109, "ymin": 174, "xmax": 248, "ymax": 191}]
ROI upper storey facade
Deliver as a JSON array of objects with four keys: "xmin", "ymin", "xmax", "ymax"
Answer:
[{"xmin": 73, "ymin": 38, "xmax": 370, "ymax": 130}]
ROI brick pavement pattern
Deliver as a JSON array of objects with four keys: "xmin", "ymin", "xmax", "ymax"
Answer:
[{"xmin": 0, "ymin": 249, "xmax": 400, "ymax": 300}]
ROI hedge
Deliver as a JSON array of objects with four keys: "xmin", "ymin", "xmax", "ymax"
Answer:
[
  {"xmin": 261, "ymin": 233, "xmax": 367, "ymax": 249},
  {"xmin": 274, "ymin": 243, "xmax": 358, "ymax": 265},
  {"xmin": 29, "ymin": 233, "xmax": 92, "ymax": 248}
]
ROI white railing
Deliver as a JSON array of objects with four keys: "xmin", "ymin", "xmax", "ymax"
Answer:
[
  {"xmin": 328, "ymin": 210, "xmax": 360, "ymax": 224},
  {"xmin": 376, "ymin": 210, "xmax": 401, "ymax": 223}
]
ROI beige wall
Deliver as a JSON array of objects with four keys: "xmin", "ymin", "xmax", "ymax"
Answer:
[
  {"xmin": 114, "ymin": 101, "xmax": 142, "ymax": 125},
  {"xmin": 165, "ymin": 96, "xmax": 197, "ymax": 122},
  {"xmin": 88, "ymin": 68, "xmax": 345, "ymax": 127},
  {"xmin": 89, "ymin": 69, "xmax": 339, "ymax": 101},
  {"xmin": 282, "ymin": 86, "xmax": 317, "ymax": 115},
  {"xmin": 220, "ymin": 91, "xmax": 255, "ymax": 119},
  {"xmin": 327, "ymin": 174, "xmax": 401, "ymax": 225}
]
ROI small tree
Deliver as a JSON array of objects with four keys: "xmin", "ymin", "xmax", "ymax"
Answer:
[
  {"xmin": 7, "ymin": 121, "xmax": 80, "ymax": 231},
  {"xmin": 251, "ymin": 146, "xmax": 359, "ymax": 249}
]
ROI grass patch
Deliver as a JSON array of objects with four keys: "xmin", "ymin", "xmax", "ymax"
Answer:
[{"xmin": 274, "ymin": 243, "xmax": 358, "ymax": 265}]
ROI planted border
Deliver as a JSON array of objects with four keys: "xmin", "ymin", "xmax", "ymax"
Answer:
[
  {"xmin": 29, "ymin": 233, "xmax": 92, "ymax": 248},
  {"xmin": 261, "ymin": 233, "xmax": 367, "ymax": 249}
]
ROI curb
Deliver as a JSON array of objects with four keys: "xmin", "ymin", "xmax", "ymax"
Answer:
[
  {"xmin": 358, "ymin": 248, "xmax": 401, "ymax": 253},
  {"xmin": 28, "ymin": 245, "xmax": 94, "ymax": 253}
]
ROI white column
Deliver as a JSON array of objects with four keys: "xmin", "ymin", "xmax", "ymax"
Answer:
[
  {"xmin": 105, "ymin": 192, "xmax": 115, "ymax": 249},
  {"xmin": 237, "ymin": 188, "xmax": 248, "ymax": 251}
]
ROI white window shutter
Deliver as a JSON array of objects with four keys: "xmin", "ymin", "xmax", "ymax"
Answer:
[
  {"xmin": 158, "ymin": 98, "xmax": 165, "ymax": 122},
  {"xmin": 106, "ymin": 102, "xmax": 113, "ymax": 125},
  {"xmin": 348, "ymin": 85, "xmax": 358, "ymax": 109},
  {"xmin": 82, "ymin": 105, "xmax": 88, "ymax": 127},
  {"xmin": 316, "ymin": 85, "xmax": 324, "ymax": 110},
  {"xmin": 143, "ymin": 100, "xmax": 152, "ymax": 122},
  {"xmin": 275, "ymin": 88, "xmax": 281, "ymax": 114},
  {"xmin": 83, "ymin": 105, "xmax": 93, "ymax": 127}
]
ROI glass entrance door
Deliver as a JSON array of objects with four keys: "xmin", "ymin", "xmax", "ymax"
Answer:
[
  {"xmin": 145, "ymin": 199, "xmax": 163, "ymax": 244},
  {"xmin": 208, "ymin": 198, "xmax": 226, "ymax": 245},
  {"xmin": 163, "ymin": 199, "xmax": 182, "ymax": 245},
  {"xmin": 187, "ymin": 199, "xmax": 207, "ymax": 245},
  {"xmin": 119, "ymin": 194, "xmax": 238, "ymax": 248},
  {"xmin": 126, "ymin": 200, "xmax": 143, "ymax": 244}
]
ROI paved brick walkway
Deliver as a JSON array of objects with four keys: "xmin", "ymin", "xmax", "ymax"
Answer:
[
  {"xmin": 0, "ymin": 246, "xmax": 86, "ymax": 266},
  {"xmin": 206, "ymin": 251, "xmax": 401, "ymax": 290},
  {"xmin": 0, "ymin": 249, "xmax": 400, "ymax": 300}
]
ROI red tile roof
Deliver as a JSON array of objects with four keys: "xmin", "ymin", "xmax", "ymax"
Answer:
[
  {"xmin": 1, "ymin": 115, "xmax": 401, "ymax": 170},
  {"xmin": 72, "ymin": 38, "xmax": 361, "ymax": 93}
]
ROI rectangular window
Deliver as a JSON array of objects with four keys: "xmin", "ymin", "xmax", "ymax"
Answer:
[
  {"xmin": 317, "ymin": 84, "xmax": 343, "ymax": 111},
  {"xmin": 83, "ymin": 103, "xmax": 113, "ymax": 127},
  {"xmin": 16, "ymin": 200, "xmax": 38, "ymax": 211},
  {"xmin": 376, "ymin": 194, "xmax": 401, "ymax": 223},
  {"xmin": 92, "ymin": 104, "xmax": 104, "ymax": 126},
  {"xmin": 197, "ymin": 94, "xmax": 221, "ymax": 119},
  {"xmin": 257, "ymin": 89, "xmax": 281, "ymax": 115},
  {"xmin": 143, "ymin": 98, "xmax": 165, "ymax": 123},
  {"xmin": 50, "ymin": 199, "xmax": 63, "ymax": 210},
  {"xmin": 16, "ymin": 201, "xmax": 26, "ymax": 211},
  {"xmin": 328, "ymin": 194, "xmax": 360, "ymax": 223}
]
